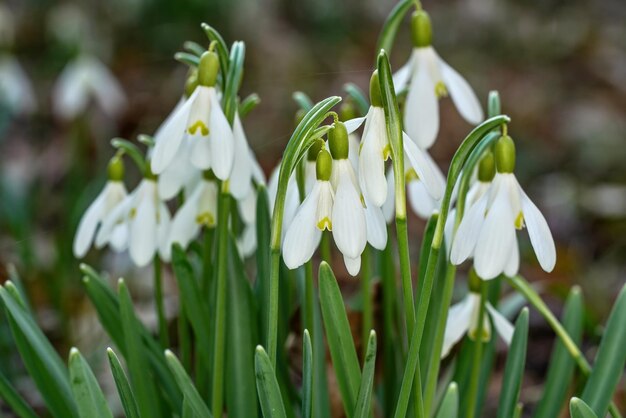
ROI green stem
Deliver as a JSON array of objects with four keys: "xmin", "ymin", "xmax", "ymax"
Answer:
[
  {"xmin": 267, "ymin": 250, "xmax": 281, "ymax": 367},
  {"xmin": 179, "ymin": 304, "xmax": 192, "ymax": 372},
  {"xmin": 321, "ymin": 232, "xmax": 332, "ymax": 263},
  {"xmin": 466, "ymin": 286, "xmax": 488, "ymax": 418},
  {"xmin": 202, "ymin": 229, "xmax": 215, "ymax": 298},
  {"xmin": 211, "ymin": 188, "xmax": 231, "ymax": 417},
  {"xmin": 154, "ymin": 256, "xmax": 169, "ymax": 347},
  {"xmin": 506, "ymin": 275, "xmax": 622, "ymax": 418},
  {"xmin": 304, "ymin": 261, "xmax": 315, "ymax": 335},
  {"xmin": 361, "ymin": 246, "xmax": 372, "ymax": 360}
]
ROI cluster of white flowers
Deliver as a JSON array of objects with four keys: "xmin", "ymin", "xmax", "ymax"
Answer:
[{"xmin": 73, "ymin": 50, "xmax": 265, "ymax": 267}]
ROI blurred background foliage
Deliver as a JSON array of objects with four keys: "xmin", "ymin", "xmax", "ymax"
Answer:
[{"xmin": 0, "ymin": 0, "xmax": 625, "ymax": 414}]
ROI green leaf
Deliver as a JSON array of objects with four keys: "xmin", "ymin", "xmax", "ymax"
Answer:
[
  {"xmin": 376, "ymin": 0, "xmax": 414, "ymax": 57},
  {"xmin": 570, "ymin": 398, "xmax": 599, "ymax": 418},
  {"xmin": 240, "ymin": 93, "xmax": 261, "ymax": 118},
  {"xmin": 434, "ymin": 382, "xmax": 458, "ymax": 418},
  {"xmin": 0, "ymin": 282, "xmax": 78, "ymax": 418},
  {"xmin": 0, "ymin": 369, "xmax": 38, "ymax": 418},
  {"xmin": 318, "ymin": 262, "xmax": 361, "ymax": 418},
  {"xmin": 201, "ymin": 23, "xmax": 230, "ymax": 78},
  {"xmin": 255, "ymin": 186, "xmax": 271, "ymax": 343},
  {"xmin": 343, "ymin": 83, "xmax": 369, "ymax": 116},
  {"xmin": 581, "ymin": 284, "xmax": 626, "ymax": 417},
  {"xmin": 226, "ymin": 236, "xmax": 259, "ymax": 418},
  {"xmin": 353, "ymin": 331, "xmax": 377, "ymax": 418},
  {"xmin": 118, "ymin": 279, "xmax": 161, "ymax": 418},
  {"xmin": 68, "ymin": 348, "xmax": 114, "ymax": 418},
  {"xmin": 497, "ymin": 308, "xmax": 529, "ymax": 418},
  {"xmin": 293, "ymin": 91, "xmax": 314, "ymax": 112},
  {"xmin": 302, "ymin": 330, "xmax": 313, "ymax": 418},
  {"xmin": 183, "ymin": 41, "xmax": 206, "ymax": 57},
  {"xmin": 107, "ymin": 348, "xmax": 141, "ymax": 418},
  {"xmin": 255, "ymin": 346, "xmax": 288, "ymax": 418},
  {"xmin": 174, "ymin": 52, "xmax": 200, "ymax": 67},
  {"xmin": 222, "ymin": 41, "xmax": 245, "ymax": 124},
  {"xmin": 165, "ymin": 350, "xmax": 213, "ymax": 418},
  {"xmin": 533, "ymin": 287, "xmax": 583, "ymax": 418}
]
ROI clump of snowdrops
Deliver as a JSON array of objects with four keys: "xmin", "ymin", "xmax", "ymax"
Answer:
[{"xmin": 1, "ymin": 1, "xmax": 625, "ymax": 418}]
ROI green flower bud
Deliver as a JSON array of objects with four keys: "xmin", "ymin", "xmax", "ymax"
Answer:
[
  {"xmin": 197, "ymin": 51, "xmax": 219, "ymax": 87},
  {"xmin": 107, "ymin": 155, "xmax": 124, "ymax": 182},
  {"xmin": 307, "ymin": 139, "xmax": 324, "ymax": 161},
  {"xmin": 316, "ymin": 149, "xmax": 332, "ymax": 181},
  {"xmin": 477, "ymin": 151, "xmax": 495, "ymax": 182},
  {"xmin": 468, "ymin": 268, "xmax": 482, "ymax": 292},
  {"xmin": 495, "ymin": 135, "xmax": 516, "ymax": 174},
  {"xmin": 339, "ymin": 100, "xmax": 357, "ymax": 122},
  {"xmin": 328, "ymin": 121, "xmax": 349, "ymax": 160},
  {"xmin": 185, "ymin": 69, "xmax": 199, "ymax": 98},
  {"xmin": 369, "ymin": 70, "xmax": 383, "ymax": 108},
  {"xmin": 411, "ymin": 10, "xmax": 432, "ymax": 48}
]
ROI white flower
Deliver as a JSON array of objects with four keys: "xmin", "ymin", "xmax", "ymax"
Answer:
[
  {"xmin": 237, "ymin": 188, "xmax": 259, "ymax": 258},
  {"xmin": 268, "ymin": 162, "xmax": 299, "ymax": 243},
  {"xmin": 157, "ymin": 140, "xmax": 202, "ymax": 200},
  {"xmin": 394, "ymin": 46, "xmax": 483, "ymax": 149},
  {"xmin": 96, "ymin": 179, "xmax": 171, "ymax": 267},
  {"xmin": 441, "ymin": 292, "xmax": 514, "ymax": 358},
  {"xmin": 450, "ymin": 172, "xmax": 556, "ymax": 279},
  {"xmin": 168, "ymin": 178, "xmax": 218, "ymax": 250},
  {"xmin": 150, "ymin": 85, "xmax": 234, "ymax": 181},
  {"xmin": 229, "ymin": 113, "xmax": 257, "ymax": 199},
  {"xmin": 347, "ymin": 107, "xmax": 444, "ymax": 208},
  {"xmin": 73, "ymin": 180, "xmax": 127, "ymax": 257},
  {"xmin": 52, "ymin": 54, "xmax": 126, "ymax": 120},
  {"xmin": 0, "ymin": 56, "xmax": 36, "ymax": 115},
  {"xmin": 444, "ymin": 179, "xmax": 491, "ymax": 248}
]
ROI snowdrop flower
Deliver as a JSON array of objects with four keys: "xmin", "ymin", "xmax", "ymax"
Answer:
[
  {"xmin": 268, "ymin": 161, "xmax": 299, "ymax": 243},
  {"xmin": 229, "ymin": 113, "xmax": 259, "ymax": 199},
  {"xmin": 150, "ymin": 51, "xmax": 234, "ymax": 181},
  {"xmin": 168, "ymin": 172, "xmax": 218, "ymax": 250},
  {"xmin": 450, "ymin": 135, "xmax": 557, "ymax": 279},
  {"xmin": 96, "ymin": 172, "xmax": 171, "ymax": 267},
  {"xmin": 237, "ymin": 188, "xmax": 259, "ymax": 258},
  {"xmin": 157, "ymin": 139, "xmax": 202, "ymax": 200},
  {"xmin": 346, "ymin": 71, "xmax": 444, "ymax": 208},
  {"xmin": 73, "ymin": 155, "xmax": 128, "ymax": 257},
  {"xmin": 0, "ymin": 55, "xmax": 36, "ymax": 115},
  {"xmin": 441, "ymin": 272, "xmax": 513, "ymax": 358},
  {"xmin": 394, "ymin": 10, "xmax": 483, "ymax": 149},
  {"xmin": 53, "ymin": 54, "xmax": 126, "ymax": 120}
]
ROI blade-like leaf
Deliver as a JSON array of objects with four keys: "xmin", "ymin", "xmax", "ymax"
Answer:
[
  {"xmin": 222, "ymin": 41, "xmax": 245, "ymax": 123},
  {"xmin": 118, "ymin": 279, "xmax": 161, "ymax": 418},
  {"xmin": 533, "ymin": 287, "xmax": 583, "ymax": 418},
  {"xmin": 293, "ymin": 91, "xmax": 314, "ymax": 112},
  {"xmin": 0, "ymin": 283, "xmax": 78, "ymax": 418},
  {"xmin": 302, "ymin": 330, "xmax": 313, "ymax": 418},
  {"xmin": 570, "ymin": 397, "xmax": 599, "ymax": 418},
  {"xmin": 0, "ymin": 369, "xmax": 38, "ymax": 418},
  {"xmin": 376, "ymin": 0, "xmax": 414, "ymax": 56},
  {"xmin": 68, "ymin": 348, "xmax": 113, "ymax": 418},
  {"xmin": 201, "ymin": 23, "xmax": 230, "ymax": 77},
  {"xmin": 353, "ymin": 331, "xmax": 377, "ymax": 418},
  {"xmin": 434, "ymin": 382, "xmax": 458, "ymax": 418},
  {"xmin": 343, "ymin": 83, "xmax": 369, "ymax": 116},
  {"xmin": 255, "ymin": 186, "xmax": 271, "ymax": 343},
  {"xmin": 580, "ymin": 284, "xmax": 626, "ymax": 417},
  {"xmin": 165, "ymin": 350, "xmax": 213, "ymax": 418},
  {"xmin": 107, "ymin": 348, "xmax": 141, "ymax": 418},
  {"xmin": 255, "ymin": 346, "xmax": 288, "ymax": 418},
  {"xmin": 318, "ymin": 262, "xmax": 361, "ymax": 417},
  {"xmin": 497, "ymin": 308, "xmax": 529, "ymax": 418}
]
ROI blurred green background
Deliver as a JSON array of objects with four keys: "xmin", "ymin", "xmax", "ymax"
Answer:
[{"xmin": 0, "ymin": 0, "xmax": 625, "ymax": 415}]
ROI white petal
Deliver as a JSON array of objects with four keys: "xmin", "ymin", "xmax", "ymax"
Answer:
[
  {"xmin": 250, "ymin": 150, "xmax": 266, "ymax": 185},
  {"xmin": 521, "ymin": 190, "xmax": 556, "ymax": 273},
  {"xmin": 404, "ymin": 51, "xmax": 439, "ymax": 149},
  {"xmin": 332, "ymin": 163, "xmax": 367, "ymax": 259},
  {"xmin": 473, "ymin": 187, "xmax": 516, "ymax": 280},
  {"xmin": 129, "ymin": 191, "xmax": 158, "ymax": 267},
  {"xmin": 439, "ymin": 57, "xmax": 484, "ymax": 124},
  {"xmin": 407, "ymin": 180, "xmax": 438, "ymax": 219},
  {"xmin": 403, "ymin": 133, "xmax": 444, "ymax": 200},
  {"xmin": 358, "ymin": 109, "xmax": 388, "ymax": 207},
  {"xmin": 304, "ymin": 160, "xmax": 317, "ymax": 196},
  {"xmin": 52, "ymin": 59, "xmax": 88, "ymax": 119},
  {"xmin": 486, "ymin": 303, "xmax": 514, "ymax": 345},
  {"xmin": 348, "ymin": 134, "xmax": 360, "ymax": 174},
  {"xmin": 208, "ymin": 89, "xmax": 235, "ymax": 180},
  {"xmin": 393, "ymin": 54, "xmax": 413, "ymax": 92},
  {"xmin": 343, "ymin": 255, "xmax": 361, "ymax": 277},
  {"xmin": 382, "ymin": 168, "xmax": 395, "ymax": 223},
  {"xmin": 316, "ymin": 181, "xmax": 334, "ymax": 229},
  {"xmin": 229, "ymin": 114, "xmax": 253, "ymax": 199},
  {"xmin": 109, "ymin": 224, "xmax": 128, "ymax": 252},
  {"xmin": 238, "ymin": 189, "xmax": 257, "ymax": 225},
  {"xmin": 73, "ymin": 187, "xmax": 107, "ymax": 257},
  {"xmin": 0, "ymin": 56, "xmax": 36, "ymax": 114},
  {"xmin": 344, "ymin": 116, "xmax": 366, "ymax": 134},
  {"xmin": 504, "ymin": 234, "xmax": 520, "ymax": 277},
  {"xmin": 169, "ymin": 184, "xmax": 204, "ymax": 249},
  {"xmin": 190, "ymin": 136, "xmax": 212, "ymax": 170},
  {"xmin": 441, "ymin": 294, "xmax": 476, "ymax": 358},
  {"xmin": 96, "ymin": 194, "xmax": 133, "ymax": 248},
  {"xmin": 238, "ymin": 223, "xmax": 257, "ymax": 258},
  {"xmin": 157, "ymin": 202, "xmax": 172, "ymax": 261},
  {"xmin": 450, "ymin": 193, "xmax": 488, "ymax": 265},
  {"xmin": 364, "ymin": 199, "xmax": 387, "ymax": 250},
  {"xmin": 282, "ymin": 184, "xmax": 323, "ymax": 269},
  {"xmin": 158, "ymin": 141, "xmax": 201, "ymax": 200},
  {"xmin": 151, "ymin": 91, "xmax": 196, "ymax": 173}
]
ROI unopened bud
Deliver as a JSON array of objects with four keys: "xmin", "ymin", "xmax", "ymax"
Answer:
[{"xmin": 369, "ymin": 71, "xmax": 383, "ymax": 108}]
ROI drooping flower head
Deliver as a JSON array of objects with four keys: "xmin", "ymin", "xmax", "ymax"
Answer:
[
  {"xmin": 394, "ymin": 9, "xmax": 483, "ymax": 149},
  {"xmin": 450, "ymin": 135, "xmax": 557, "ymax": 279}
]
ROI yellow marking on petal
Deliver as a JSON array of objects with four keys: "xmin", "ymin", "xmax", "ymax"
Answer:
[
  {"xmin": 435, "ymin": 81, "xmax": 448, "ymax": 99},
  {"xmin": 196, "ymin": 212, "xmax": 216, "ymax": 227},
  {"xmin": 405, "ymin": 168, "xmax": 419, "ymax": 182},
  {"xmin": 317, "ymin": 217, "xmax": 332, "ymax": 231},
  {"xmin": 129, "ymin": 208, "xmax": 137, "ymax": 219},
  {"xmin": 468, "ymin": 326, "xmax": 490, "ymax": 343},
  {"xmin": 515, "ymin": 212, "xmax": 524, "ymax": 230},
  {"xmin": 188, "ymin": 121, "xmax": 209, "ymax": 136},
  {"xmin": 382, "ymin": 144, "xmax": 392, "ymax": 160}
]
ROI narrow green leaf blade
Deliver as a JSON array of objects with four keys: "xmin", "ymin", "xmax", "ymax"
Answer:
[
  {"xmin": 434, "ymin": 382, "xmax": 458, "ymax": 418},
  {"xmin": 255, "ymin": 346, "xmax": 288, "ymax": 418},
  {"xmin": 302, "ymin": 330, "xmax": 313, "ymax": 418},
  {"xmin": 0, "ymin": 369, "xmax": 38, "ymax": 418},
  {"xmin": 581, "ymin": 284, "xmax": 626, "ymax": 417},
  {"xmin": 353, "ymin": 331, "xmax": 377, "ymax": 418},
  {"xmin": 256, "ymin": 186, "xmax": 271, "ymax": 343},
  {"xmin": 376, "ymin": 0, "xmax": 413, "ymax": 56},
  {"xmin": 68, "ymin": 348, "xmax": 114, "ymax": 418},
  {"xmin": 222, "ymin": 41, "xmax": 245, "ymax": 123},
  {"xmin": 533, "ymin": 287, "xmax": 583, "ymax": 418},
  {"xmin": 200, "ymin": 23, "xmax": 230, "ymax": 77},
  {"xmin": 165, "ymin": 350, "xmax": 213, "ymax": 418},
  {"xmin": 343, "ymin": 83, "xmax": 369, "ymax": 116},
  {"xmin": 318, "ymin": 262, "xmax": 361, "ymax": 417},
  {"xmin": 497, "ymin": 308, "xmax": 529, "ymax": 418},
  {"xmin": 292, "ymin": 91, "xmax": 314, "ymax": 112},
  {"xmin": 570, "ymin": 397, "xmax": 599, "ymax": 418},
  {"xmin": 107, "ymin": 348, "xmax": 141, "ymax": 418}
]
